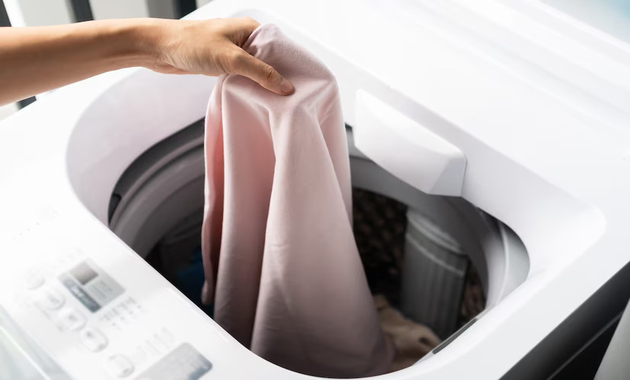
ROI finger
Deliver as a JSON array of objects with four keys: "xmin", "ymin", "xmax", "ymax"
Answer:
[
  {"xmin": 229, "ymin": 17, "xmax": 261, "ymax": 46},
  {"xmin": 234, "ymin": 17, "xmax": 260, "ymax": 35},
  {"xmin": 230, "ymin": 50, "xmax": 294, "ymax": 95}
]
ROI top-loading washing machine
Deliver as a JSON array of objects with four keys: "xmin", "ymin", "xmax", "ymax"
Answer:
[{"xmin": 1, "ymin": 0, "xmax": 630, "ymax": 379}]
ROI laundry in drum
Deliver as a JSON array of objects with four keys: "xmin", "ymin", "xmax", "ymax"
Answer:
[
  {"xmin": 173, "ymin": 248, "xmax": 213, "ymax": 317},
  {"xmin": 192, "ymin": 22, "xmax": 482, "ymax": 378},
  {"xmin": 199, "ymin": 23, "xmax": 394, "ymax": 377}
]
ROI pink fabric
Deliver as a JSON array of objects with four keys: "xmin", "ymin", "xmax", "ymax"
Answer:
[{"xmin": 201, "ymin": 24, "xmax": 393, "ymax": 377}]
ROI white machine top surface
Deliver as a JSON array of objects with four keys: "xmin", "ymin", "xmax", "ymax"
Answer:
[{"xmin": 1, "ymin": 1, "xmax": 630, "ymax": 379}]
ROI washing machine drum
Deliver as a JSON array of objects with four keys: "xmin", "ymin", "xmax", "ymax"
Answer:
[{"xmin": 107, "ymin": 119, "xmax": 528, "ymax": 341}]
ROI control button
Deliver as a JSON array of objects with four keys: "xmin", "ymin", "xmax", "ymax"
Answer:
[
  {"xmin": 107, "ymin": 355, "xmax": 135, "ymax": 378},
  {"xmin": 37, "ymin": 288, "xmax": 65, "ymax": 310},
  {"xmin": 80, "ymin": 327, "xmax": 108, "ymax": 352},
  {"xmin": 23, "ymin": 270, "xmax": 45, "ymax": 290},
  {"xmin": 56, "ymin": 308, "xmax": 86, "ymax": 331}
]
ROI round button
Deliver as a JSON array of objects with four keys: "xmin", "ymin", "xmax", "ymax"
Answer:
[
  {"xmin": 37, "ymin": 288, "xmax": 65, "ymax": 310},
  {"xmin": 56, "ymin": 307, "xmax": 86, "ymax": 331},
  {"xmin": 106, "ymin": 355, "xmax": 135, "ymax": 378},
  {"xmin": 22, "ymin": 270, "xmax": 45, "ymax": 290},
  {"xmin": 80, "ymin": 327, "xmax": 108, "ymax": 352}
]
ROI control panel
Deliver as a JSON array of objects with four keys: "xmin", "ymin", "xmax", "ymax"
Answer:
[{"xmin": 5, "ymin": 247, "xmax": 214, "ymax": 380}]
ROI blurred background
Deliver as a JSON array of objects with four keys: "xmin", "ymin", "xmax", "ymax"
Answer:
[
  {"xmin": 0, "ymin": 0, "xmax": 213, "ymax": 120},
  {"xmin": 2, "ymin": 0, "xmax": 630, "ymax": 122}
]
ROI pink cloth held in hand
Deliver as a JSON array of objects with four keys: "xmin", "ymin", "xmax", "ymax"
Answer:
[{"xmin": 200, "ymin": 24, "xmax": 393, "ymax": 377}]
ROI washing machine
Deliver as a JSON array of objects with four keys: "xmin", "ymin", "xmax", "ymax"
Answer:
[{"xmin": 1, "ymin": 0, "xmax": 630, "ymax": 379}]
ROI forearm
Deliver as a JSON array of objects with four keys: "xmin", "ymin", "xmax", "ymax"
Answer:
[
  {"xmin": 0, "ymin": 19, "xmax": 159, "ymax": 106},
  {"xmin": 0, "ymin": 17, "xmax": 292, "ymax": 106}
]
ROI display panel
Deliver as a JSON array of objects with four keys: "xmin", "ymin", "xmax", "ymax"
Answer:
[
  {"xmin": 137, "ymin": 343, "xmax": 212, "ymax": 380},
  {"xmin": 58, "ymin": 259, "xmax": 124, "ymax": 313}
]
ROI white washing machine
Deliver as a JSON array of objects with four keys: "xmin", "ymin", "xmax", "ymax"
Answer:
[{"xmin": 1, "ymin": 0, "xmax": 630, "ymax": 379}]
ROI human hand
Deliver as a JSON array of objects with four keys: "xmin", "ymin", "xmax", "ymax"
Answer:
[{"xmin": 141, "ymin": 17, "xmax": 294, "ymax": 95}]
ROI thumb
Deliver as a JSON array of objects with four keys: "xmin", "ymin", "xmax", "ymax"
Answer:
[{"xmin": 230, "ymin": 50, "xmax": 294, "ymax": 95}]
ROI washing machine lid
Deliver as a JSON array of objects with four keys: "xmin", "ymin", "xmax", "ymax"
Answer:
[{"xmin": 1, "ymin": 1, "xmax": 630, "ymax": 379}]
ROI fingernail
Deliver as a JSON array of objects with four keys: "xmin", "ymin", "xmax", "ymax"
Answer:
[{"xmin": 280, "ymin": 78, "xmax": 294, "ymax": 94}]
